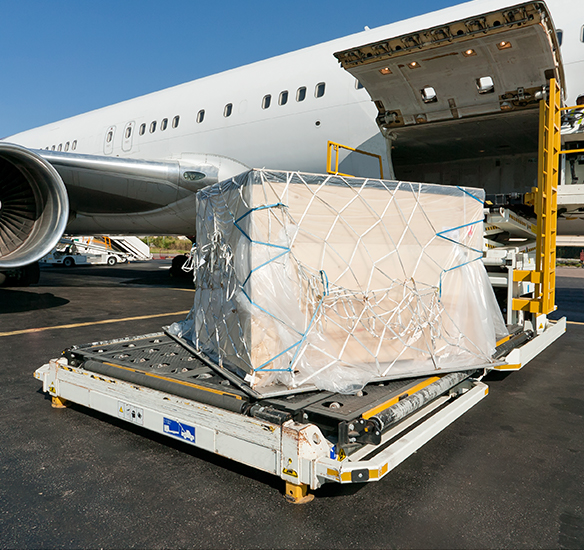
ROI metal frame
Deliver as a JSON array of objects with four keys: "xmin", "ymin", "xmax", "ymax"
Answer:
[
  {"xmin": 326, "ymin": 140, "xmax": 384, "ymax": 178},
  {"xmin": 495, "ymin": 317, "xmax": 566, "ymax": 371},
  {"xmin": 513, "ymin": 79, "xmax": 561, "ymax": 315},
  {"xmin": 34, "ymin": 358, "xmax": 487, "ymax": 498}
]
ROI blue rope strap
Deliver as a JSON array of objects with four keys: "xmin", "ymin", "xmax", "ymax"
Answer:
[
  {"xmin": 241, "ymin": 248, "xmax": 290, "ymax": 289},
  {"xmin": 438, "ymin": 255, "xmax": 483, "ymax": 299},
  {"xmin": 436, "ymin": 219, "xmax": 483, "ymax": 254},
  {"xmin": 233, "ymin": 202, "xmax": 288, "ymax": 243},
  {"xmin": 286, "ymin": 270, "xmax": 330, "ymax": 371},
  {"xmin": 456, "ymin": 186, "xmax": 484, "ymax": 204},
  {"xmin": 435, "ymin": 218, "xmax": 484, "ymax": 298},
  {"xmin": 245, "ymin": 269, "xmax": 330, "ymax": 372}
]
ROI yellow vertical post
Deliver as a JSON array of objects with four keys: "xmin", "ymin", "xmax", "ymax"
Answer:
[
  {"xmin": 512, "ymin": 79, "xmax": 560, "ymax": 315},
  {"xmin": 536, "ymin": 78, "xmax": 560, "ymax": 315}
]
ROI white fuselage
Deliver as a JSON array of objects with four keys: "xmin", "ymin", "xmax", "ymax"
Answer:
[{"xmin": 5, "ymin": 0, "xmax": 583, "ymax": 178}]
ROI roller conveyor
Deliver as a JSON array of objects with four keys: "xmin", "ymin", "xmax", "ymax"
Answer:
[{"xmin": 35, "ymin": 331, "xmax": 490, "ymax": 502}]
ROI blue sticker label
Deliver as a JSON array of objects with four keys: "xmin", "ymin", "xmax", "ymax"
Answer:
[{"xmin": 163, "ymin": 417, "xmax": 195, "ymax": 443}]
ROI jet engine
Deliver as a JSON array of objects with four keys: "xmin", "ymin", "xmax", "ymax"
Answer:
[{"xmin": 0, "ymin": 143, "xmax": 69, "ymax": 269}]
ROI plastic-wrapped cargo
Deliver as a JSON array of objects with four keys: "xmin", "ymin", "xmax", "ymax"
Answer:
[{"xmin": 171, "ymin": 169, "xmax": 506, "ymax": 393}]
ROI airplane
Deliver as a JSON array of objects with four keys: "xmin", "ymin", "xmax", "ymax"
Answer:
[{"xmin": 1, "ymin": 0, "xmax": 582, "ymax": 284}]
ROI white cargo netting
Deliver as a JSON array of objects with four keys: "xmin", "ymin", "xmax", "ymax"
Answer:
[{"xmin": 170, "ymin": 170, "xmax": 506, "ymax": 393}]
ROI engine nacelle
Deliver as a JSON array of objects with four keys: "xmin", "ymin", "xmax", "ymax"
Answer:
[{"xmin": 0, "ymin": 143, "xmax": 69, "ymax": 268}]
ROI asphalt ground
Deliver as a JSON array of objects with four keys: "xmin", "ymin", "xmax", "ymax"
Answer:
[{"xmin": 0, "ymin": 261, "xmax": 583, "ymax": 549}]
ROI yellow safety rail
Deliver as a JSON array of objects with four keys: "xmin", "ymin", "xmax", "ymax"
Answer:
[
  {"xmin": 327, "ymin": 141, "xmax": 384, "ymax": 179},
  {"xmin": 513, "ymin": 78, "xmax": 561, "ymax": 315},
  {"xmin": 558, "ymin": 103, "xmax": 584, "ymax": 156}
]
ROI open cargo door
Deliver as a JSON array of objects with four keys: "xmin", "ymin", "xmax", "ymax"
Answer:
[{"xmin": 334, "ymin": 2, "xmax": 564, "ymax": 168}]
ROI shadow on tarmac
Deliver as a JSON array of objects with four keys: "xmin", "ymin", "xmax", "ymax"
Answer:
[
  {"xmin": 0, "ymin": 288, "xmax": 69, "ymax": 314},
  {"xmin": 38, "ymin": 263, "xmax": 194, "ymax": 289}
]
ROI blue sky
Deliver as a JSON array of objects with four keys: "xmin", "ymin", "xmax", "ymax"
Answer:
[{"xmin": 0, "ymin": 0, "xmax": 465, "ymax": 137}]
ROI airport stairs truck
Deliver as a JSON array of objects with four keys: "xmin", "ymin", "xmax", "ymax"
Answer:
[
  {"xmin": 40, "ymin": 235, "xmax": 151, "ymax": 267},
  {"xmin": 34, "ymin": 4, "xmax": 572, "ymax": 502}
]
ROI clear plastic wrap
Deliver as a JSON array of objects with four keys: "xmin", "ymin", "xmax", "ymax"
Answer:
[{"xmin": 171, "ymin": 170, "xmax": 507, "ymax": 393}]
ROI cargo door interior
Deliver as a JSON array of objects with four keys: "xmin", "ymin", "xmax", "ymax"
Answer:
[{"xmin": 334, "ymin": 2, "xmax": 564, "ymax": 192}]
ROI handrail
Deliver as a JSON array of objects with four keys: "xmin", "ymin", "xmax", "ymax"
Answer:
[
  {"xmin": 560, "ymin": 104, "xmax": 584, "ymax": 155},
  {"xmin": 326, "ymin": 141, "xmax": 384, "ymax": 179}
]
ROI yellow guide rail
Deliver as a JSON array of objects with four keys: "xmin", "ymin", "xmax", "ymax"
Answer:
[
  {"xmin": 513, "ymin": 78, "xmax": 561, "ymax": 315},
  {"xmin": 326, "ymin": 141, "xmax": 384, "ymax": 179}
]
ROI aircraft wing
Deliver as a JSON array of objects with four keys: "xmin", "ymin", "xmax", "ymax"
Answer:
[{"xmin": 0, "ymin": 143, "xmax": 247, "ymax": 268}]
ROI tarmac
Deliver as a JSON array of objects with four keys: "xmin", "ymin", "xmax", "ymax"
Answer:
[{"xmin": 0, "ymin": 260, "xmax": 583, "ymax": 549}]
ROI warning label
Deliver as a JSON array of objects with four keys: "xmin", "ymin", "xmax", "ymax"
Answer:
[
  {"xmin": 117, "ymin": 401, "xmax": 144, "ymax": 426},
  {"xmin": 163, "ymin": 418, "xmax": 196, "ymax": 443}
]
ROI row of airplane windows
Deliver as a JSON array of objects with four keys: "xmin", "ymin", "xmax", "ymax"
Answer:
[
  {"xmin": 137, "ymin": 115, "xmax": 180, "ymax": 137},
  {"xmin": 45, "ymin": 82, "xmax": 332, "ymax": 150},
  {"xmin": 44, "ymin": 140, "xmax": 77, "ymax": 152},
  {"xmin": 112, "ymin": 83, "xmax": 329, "ymax": 142},
  {"xmin": 113, "ymin": 83, "xmax": 328, "ymax": 143},
  {"xmin": 260, "ymin": 82, "xmax": 327, "ymax": 111},
  {"xmin": 112, "ymin": 82, "xmax": 326, "ymax": 143}
]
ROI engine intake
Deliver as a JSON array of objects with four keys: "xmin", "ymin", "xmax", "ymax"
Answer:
[{"xmin": 0, "ymin": 143, "xmax": 69, "ymax": 268}]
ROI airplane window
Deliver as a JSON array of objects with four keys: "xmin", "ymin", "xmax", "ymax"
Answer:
[
  {"xmin": 64, "ymin": 142, "xmax": 70, "ymax": 151},
  {"xmin": 197, "ymin": 110, "xmax": 205, "ymax": 123},
  {"xmin": 279, "ymin": 91, "xmax": 288, "ymax": 105},
  {"xmin": 72, "ymin": 140, "xmax": 77, "ymax": 150},
  {"xmin": 262, "ymin": 95, "xmax": 271, "ymax": 109},
  {"xmin": 315, "ymin": 82, "xmax": 326, "ymax": 98},
  {"xmin": 421, "ymin": 86, "xmax": 437, "ymax": 103},
  {"xmin": 106, "ymin": 131, "xmax": 113, "ymax": 143},
  {"xmin": 224, "ymin": 103, "xmax": 233, "ymax": 117},
  {"xmin": 476, "ymin": 76, "xmax": 495, "ymax": 94},
  {"xmin": 125, "ymin": 126, "xmax": 133, "ymax": 138},
  {"xmin": 150, "ymin": 121, "xmax": 157, "ymax": 133},
  {"xmin": 556, "ymin": 29, "xmax": 563, "ymax": 46},
  {"xmin": 581, "ymin": 26, "xmax": 584, "ymax": 42},
  {"xmin": 172, "ymin": 115, "xmax": 180, "ymax": 128},
  {"xmin": 161, "ymin": 118, "xmax": 168, "ymax": 131},
  {"xmin": 139, "ymin": 123, "xmax": 146, "ymax": 135},
  {"xmin": 296, "ymin": 87, "xmax": 306, "ymax": 102},
  {"xmin": 355, "ymin": 80, "xmax": 364, "ymax": 90},
  {"xmin": 51, "ymin": 145, "xmax": 55, "ymax": 150},
  {"xmin": 57, "ymin": 144, "xmax": 62, "ymax": 151}
]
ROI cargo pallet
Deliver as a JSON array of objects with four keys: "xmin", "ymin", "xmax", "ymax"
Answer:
[{"xmin": 33, "ymin": 320, "xmax": 563, "ymax": 502}]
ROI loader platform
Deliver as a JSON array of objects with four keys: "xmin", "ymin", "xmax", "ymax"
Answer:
[{"xmin": 36, "ymin": 331, "xmax": 490, "ymax": 501}]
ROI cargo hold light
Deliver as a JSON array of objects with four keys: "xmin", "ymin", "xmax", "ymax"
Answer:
[
  {"xmin": 421, "ymin": 86, "xmax": 437, "ymax": 103},
  {"xmin": 408, "ymin": 61, "xmax": 420, "ymax": 69},
  {"xmin": 477, "ymin": 76, "xmax": 495, "ymax": 94},
  {"xmin": 379, "ymin": 67, "xmax": 392, "ymax": 75},
  {"xmin": 497, "ymin": 40, "xmax": 512, "ymax": 50},
  {"xmin": 462, "ymin": 48, "xmax": 477, "ymax": 57}
]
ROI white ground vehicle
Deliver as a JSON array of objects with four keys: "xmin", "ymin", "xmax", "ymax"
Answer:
[{"xmin": 40, "ymin": 238, "xmax": 128, "ymax": 267}]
